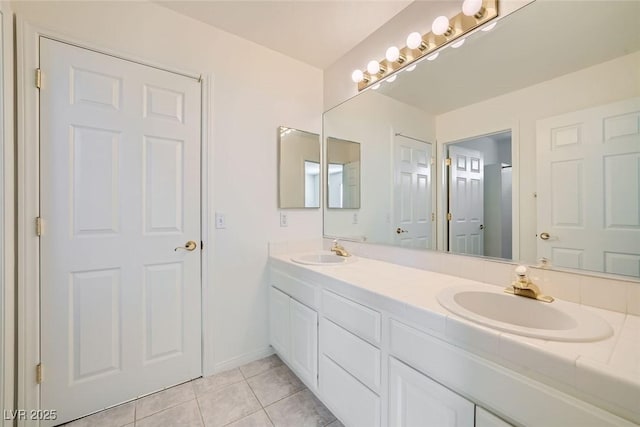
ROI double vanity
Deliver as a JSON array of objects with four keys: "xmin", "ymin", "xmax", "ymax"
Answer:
[{"xmin": 269, "ymin": 243, "xmax": 640, "ymax": 427}]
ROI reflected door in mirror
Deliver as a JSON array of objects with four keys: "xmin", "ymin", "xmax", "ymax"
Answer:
[{"xmin": 537, "ymin": 98, "xmax": 640, "ymax": 278}]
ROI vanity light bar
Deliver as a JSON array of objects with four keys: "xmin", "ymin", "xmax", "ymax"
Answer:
[{"xmin": 353, "ymin": 0, "xmax": 499, "ymax": 91}]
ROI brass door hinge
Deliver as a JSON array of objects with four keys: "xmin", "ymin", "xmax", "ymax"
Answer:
[
  {"xmin": 36, "ymin": 363, "xmax": 43, "ymax": 384},
  {"xmin": 445, "ymin": 158, "xmax": 452, "ymax": 167},
  {"xmin": 35, "ymin": 217, "xmax": 43, "ymax": 236},
  {"xmin": 431, "ymin": 212, "xmax": 435, "ymax": 222},
  {"xmin": 35, "ymin": 68, "xmax": 42, "ymax": 89},
  {"xmin": 447, "ymin": 212, "xmax": 452, "ymax": 221}
]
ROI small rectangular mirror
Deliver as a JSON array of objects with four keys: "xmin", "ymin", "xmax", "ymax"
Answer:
[
  {"xmin": 327, "ymin": 137, "xmax": 361, "ymax": 209},
  {"xmin": 278, "ymin": 126, "xmax": 320, "ymax": 208}
]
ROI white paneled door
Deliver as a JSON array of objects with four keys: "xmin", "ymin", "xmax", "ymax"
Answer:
[
  {"xmin": 537, "ymin": 98, "xmax": 640, "ymax": 277},
  {"xmin": 393, "ymin": 135, "xmax": 434, "ymax": 249},
  {"xmin": 39, "ymin": 38, "xmax": 202, "ymax": 425},
  {"xmin": 448, "ymin": 145, "xmax": 484, "ymax": 255}
]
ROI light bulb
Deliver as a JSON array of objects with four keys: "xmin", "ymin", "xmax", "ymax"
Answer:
[
  {"xmin": 371, "ymin": 83, "xmax": 381, "ymax": 90},
  {"xmin": 406, "ymin": 32, "xmax": 423, "ymax": 50},
  {"xmin": 432, "ymin": 16, "xmax": 451, "ymax": 36},
  {"xmin": 481, "ymin": 22, "xmax": 497, "ymax": 32},
  {"xmin": 451, "ymin": 38, "xmax": 466, "ymax": 48},
  {"xmin": 387, "ymin": 75, "xmax": 397, "ymax": 83},
  {"xmin": 385, "ymin": 46, "xmax": 400, "ymax": 62},
  {"xmin": 351, "ymin": 69, "xmax": 364, "ymax": 83},
  {"xmin": 462, "ymin": 0, "xmax": 484, "ymax": 17},
  {"xmin": 427, "ymin": 52, "xmax": 439, "ymax": 61},
  {"xmin": 406, "ymin": 64, "xmax": 417, "ymax": 72},
  {"xmin": 367, "ymin": 60, "xmax": 380, "ymax": 75}
]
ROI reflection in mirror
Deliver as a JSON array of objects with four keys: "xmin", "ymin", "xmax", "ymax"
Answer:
[
  {"xmin": 446, "ymin": 131, "xmax": 512, "ymax": 260},
  {"xmin": 326, "ymin": 137, "xmax": 360, "ymax": 209},
  {"xmin": 323, "ymin": 0, "xmax": 640, "ymax": 279},
  {"xmin": 278, "ymin": 127, "xmax": 320, "ymax": 209}
]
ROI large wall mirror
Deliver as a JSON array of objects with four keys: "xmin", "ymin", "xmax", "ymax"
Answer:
[
  {"xmin": 278, "ymin": 126, "xmax": 321, "ymax": 209},
  {"xmin": 323, "ymin": 0, "xmax": 640, "ymax": 279}
]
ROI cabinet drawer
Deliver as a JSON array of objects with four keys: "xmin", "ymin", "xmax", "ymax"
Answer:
[
  {"xmin": 388, "ymin": 357, "xmax": 474, "ymax": 427},
  {"xmin": 322, "ymin": 290, "xmax": 381, "ymax": 345},
  {"xmin": 271, "ymin": 268, "xmax": 318, "ymax": 309},
  {"xmin": 320, "ymin": 355, "xmax": 380, "ymax": 427},
  {"xmin": 320, "ymin": 317, "xmax": 380, "ymax": 392}
]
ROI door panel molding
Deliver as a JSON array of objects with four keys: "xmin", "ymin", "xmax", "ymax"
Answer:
[{"xmin": 15, "ymin": 19, "xmax": 212, "ymax": 422}]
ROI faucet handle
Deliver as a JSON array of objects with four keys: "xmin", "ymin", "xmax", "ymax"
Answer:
[{"xmin": 515, "ymin": 265, "xmax": 527, "ymax": 277}]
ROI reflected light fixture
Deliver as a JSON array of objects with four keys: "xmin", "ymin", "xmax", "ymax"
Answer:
[
  {"xmin": 462, "ymin": 0, "xmax": 486, "ymax": 19},
  {"xmin": 426, "ymin": 52, "xmax": 439, "ymax": 61},
  {"xmin": 432, "ymin": 16, "xmax": 453, "ymax": 37},
  {"xmin": 481, "ymin": 22, "xmax": 497, "ymax": 32},
  {"xmin": 387, "ymin": 74, "xmax": 397, "ymax": 83},
  {"xmin": 371, "ymin": 83, "xmax": 381, "ymax": 90},
  {"xmin": 406, "ymin": 64, "xmax": 417, "ymax": 72},
  {"xmin": 451, "ymin": 38, "xmax": 466, "ymax": 48}
]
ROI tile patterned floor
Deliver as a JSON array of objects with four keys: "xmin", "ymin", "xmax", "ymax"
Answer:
[{"xmin": 62, "ymin": 354, "xmax": 345, "ymax": 427}]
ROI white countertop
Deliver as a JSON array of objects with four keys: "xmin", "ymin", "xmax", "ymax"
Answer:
[{"xmin": 270, "ymin": 252, "xmax": 640, "ymax": 424}]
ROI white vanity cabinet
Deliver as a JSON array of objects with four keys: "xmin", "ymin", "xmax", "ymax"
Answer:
[
  {"xmin": 388, "ymin": 357, "xmax": 475, "ymax": 427},
  {"xmin": 269, "ymin": 285, "xmax": 318, "ymax": 390}
]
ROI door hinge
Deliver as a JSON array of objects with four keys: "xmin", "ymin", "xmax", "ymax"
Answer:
[
  {"xmin": 36, "ymin": 363, "xmax": 43, "ymax": 384},
  {"xmin": 445, "ymin": 158, "xmax": 452, "ymax": 167},
  {"xmin": 201, "ymin": 241, "xmax": 204, "ymax": 250},
  {"xmin": 447, "ymin": 212, "xmax": 452, "ymax": 221},
  {"xmin": 35, "ymin": 217, "xmax": 43, "ymax": 236},
  {"xmin": 431, "ymin": 212, "xmax": 435, "ymax": 222},
  {"xmin": 35, "ymin": 68, "xmax": 42, "ymax": 89}
]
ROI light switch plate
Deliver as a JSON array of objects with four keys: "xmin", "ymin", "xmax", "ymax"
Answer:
[
  {"xmin": 280, "ymin": 212, "xmax": 288, "ymax": 227},
  {"xmin": 215, "ymin": 212, "xmax": 226, "ymax": 229}
]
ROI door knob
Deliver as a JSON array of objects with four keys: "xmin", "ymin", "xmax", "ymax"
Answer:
[
  {"xmin": 540, "ymin": 232, "xmax": 551, "ymax": 241},
  {"xmin": 175, "ymin": 240, "xmax": 197, "ymax": 251},
  {"xmin": 396, "ymin": 228, "xmax": 408, "ymax": 234}
]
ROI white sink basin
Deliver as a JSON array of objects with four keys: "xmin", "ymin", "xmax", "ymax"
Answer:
[
  {"xmin": 437, "ymin": 285, "xmax": 613, "ymax": 342},
  {"xmin": 290, "ymin": 252, "xmax": 356, "ymax": 266}
]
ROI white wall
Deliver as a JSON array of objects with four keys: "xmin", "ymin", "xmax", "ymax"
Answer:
[
  {"xmin": 436, "ymin": 51, "xmax": 640, "ymax": 263},
  {"xmin": 324, "ymin": 91, "xmax": 435, "ymax": 244},
  {"xmin": 11, "ymin": 1, "xmax": 323, "ymax": 373}
]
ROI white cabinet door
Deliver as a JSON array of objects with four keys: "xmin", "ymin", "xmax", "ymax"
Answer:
[
  {"xmin": 388, "ymin": 357, "xmax": 474, "ymax": 427},
  {"xmin": 269, "ymin": 287, "xmax": 291, "ymax": 360},
  {"xmin": 476, "ymin": 407, "xmax": 513, "ymax": 427},
  {"xmin": 290, "ymin": 299, "xmax": 318, "ymax": 389}
]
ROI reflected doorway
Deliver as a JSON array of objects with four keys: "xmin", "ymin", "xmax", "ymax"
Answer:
[{"xmin": 446, "ymin": 130, "xmax": 512, "ymax": 260}]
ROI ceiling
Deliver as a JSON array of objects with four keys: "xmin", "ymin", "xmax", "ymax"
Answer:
[
  {"xmin": 156, "ymin": 0, "xmax": 412, "ymax": 69},
  {"xmin": 376, "ymin": 0, "xmax": 640, "ymax": 114}
]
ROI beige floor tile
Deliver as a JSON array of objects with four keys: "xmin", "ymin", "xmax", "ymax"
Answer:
[
  {"xmin": 198, "ymin": 381, "xmax": 261, "ymax": 427},
  {"xmin": 239, "ymin": 354, "xmax": 283, "ymax": 379},
  {"xmin": 193, "ymin": 368, "xmax": 245, "ymax": 396},
  {"xmin": 224, "ymin": 410, "xmax": 274, "ymax": 427},
  {"xmin": 265, "ymin": 389, "xmax": 335, "ymax": 427},
  {"xmin": 136, "ymin": 400, "xmax": 202, "ymax": 427},
  {"xmin": 246, "ymin": 365, "xmax": 304, "ymax": 406},
  {"xmin": 63, "ymin": 401, "xmax": 135, "ymax": 427},
  {"xmin": 136, "ymin": 382, "xmax": 195, "ymax": 420}
]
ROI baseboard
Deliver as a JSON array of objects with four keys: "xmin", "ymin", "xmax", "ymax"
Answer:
[{"xmin": 208, "ymin": 346, "xmax": 275, "ymax": 376}]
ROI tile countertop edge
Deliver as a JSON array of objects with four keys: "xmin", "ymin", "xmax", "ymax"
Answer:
[{"xmin": 269, "ymin": 253, "xmax": 640, "ymax": 424}]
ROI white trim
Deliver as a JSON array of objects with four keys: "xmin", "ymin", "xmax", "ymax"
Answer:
[
  {"xmin": 16, "ymin": 19, "xmax": 213, "ymax": 420},
  {"xmin": 1, "ymin": 3, "xmax": 15, "ymax": 424},
  {"xmin": 213, "ymin": 346, "xmax": 275, "ymax": 374}
]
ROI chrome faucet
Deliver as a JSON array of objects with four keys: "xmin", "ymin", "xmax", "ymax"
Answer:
[
  {"xmin": 504, "ymin": 265, "xmax": 554, "ymax": 303},
  {"xmin": 330, "ymin": 240, "xmax": 351, "ymax": 257}
]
